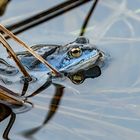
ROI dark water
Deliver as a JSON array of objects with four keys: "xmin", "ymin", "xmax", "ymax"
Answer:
[{"xmin": 1, "ymin": 0, "xmax": 140, "ymax": 140}]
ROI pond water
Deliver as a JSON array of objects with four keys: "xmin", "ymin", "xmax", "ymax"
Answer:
[{"xmin": 1, "ymin": 0, "xmax": 140, "ymax": 140}]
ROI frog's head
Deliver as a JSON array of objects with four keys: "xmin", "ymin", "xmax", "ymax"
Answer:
[
  {"xmin": 16, "ymin": 36, "xmax": 105, "ymax": 76},
  {"xmin": 59, "ymin": 36, "xmax": 104, "ymax": 74}
]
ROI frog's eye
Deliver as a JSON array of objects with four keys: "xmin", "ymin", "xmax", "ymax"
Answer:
[{"xmin": 69, "ymin": 47, "xmax": 82, "ymax": 58}]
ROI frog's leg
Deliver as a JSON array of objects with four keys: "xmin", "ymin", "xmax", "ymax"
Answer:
[
  {"xmin": 0, "ymin": 33, "xmax": 32, "ymax": 95},
  {"xmin": 0, "ymin": 24, "xmax": 61, "ymax": 77},
  {"xmin": 22, "ymin": 84, "xmax": 64, "ymax": 137}
]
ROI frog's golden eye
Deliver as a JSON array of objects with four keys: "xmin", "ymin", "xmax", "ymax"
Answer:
[{"xmin": 69, "ymin": 47, "xmax": 82, "ymax": 58}]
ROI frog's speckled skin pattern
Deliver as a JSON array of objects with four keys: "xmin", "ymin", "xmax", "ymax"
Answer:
[{"xmin": 19, "ymin": 37, "xmax": 105, "ymax": 73}]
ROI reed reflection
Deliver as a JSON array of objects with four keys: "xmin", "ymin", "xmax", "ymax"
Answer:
[
  {"xmin": 0, "ymin": 65, "xmax": 101, "ymax": 140},
  {"xmin": 21, "ymin": 65, "xmax": 101, "ymax": 138}
]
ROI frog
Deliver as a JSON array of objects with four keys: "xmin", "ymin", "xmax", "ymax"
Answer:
[
  {"xmin": 17, "ymin": 36, "xmax": 105, "ymax": 75},
  {"xmin": 0, "ymin": 36, "xmax": 105, "ymax": 85}
]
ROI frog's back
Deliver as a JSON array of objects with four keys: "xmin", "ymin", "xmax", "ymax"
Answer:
[{"xmin": 18, "ymin": 44, "xmax": 60, "ymax": 71}]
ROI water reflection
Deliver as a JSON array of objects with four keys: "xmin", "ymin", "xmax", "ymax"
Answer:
[
  {"xmin": 0, "ymin": 64, "xmax": 101, "ymax": 139},
  {"xmin": 0, "ymin": 0, "xmax": 102, "ymax": 139},
  {"xmin": 4, "ymin": 0, "xmax": 92, "ymax": 37},
  {"xmin": 68, "ymin": 65, "xmax": 101, "ymax": 84},
  {"xmin": 0, "ymin": 104, "xmax": 15, "ymax": 140},
  {"xmin": 0, "ymin": 83, "xmax": 33, "ymax": 140}
]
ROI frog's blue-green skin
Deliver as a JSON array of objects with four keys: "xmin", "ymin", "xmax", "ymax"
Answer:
[
  {"xmin": 18, "ymin": 36, "xmax": 105, "ymax": 74},
  {"xmin": 0, "ymin": 37, "xmax": 105, "ymax": 82}
]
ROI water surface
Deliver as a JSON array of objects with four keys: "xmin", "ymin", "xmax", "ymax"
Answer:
[{"xmin": 1, "ymin": 0, "xmax": 140, "ymax": 140}]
